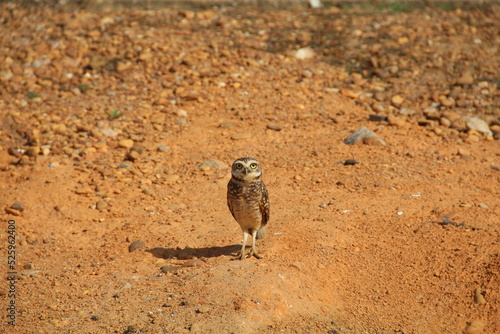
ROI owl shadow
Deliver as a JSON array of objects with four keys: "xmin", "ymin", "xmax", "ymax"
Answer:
[{"xmin": 146, "ymin": 244, "xmax": 240, "ymax": 260}]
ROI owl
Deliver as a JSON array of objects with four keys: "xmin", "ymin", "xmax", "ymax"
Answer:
[{"xmin": 227, "ymin": 157, "xmax": 270, "ymax": 260}]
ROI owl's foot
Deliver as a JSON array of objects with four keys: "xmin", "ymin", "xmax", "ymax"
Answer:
[
  {"xmin": 248, "ymin": 249, "xmax": 262, "ymax": 259},
  {"xmin": 232, "ymin": 250, "xmax": 246, "ymax": 260}
]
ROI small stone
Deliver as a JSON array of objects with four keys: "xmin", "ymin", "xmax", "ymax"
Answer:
[
  {"xmin": 465, "ymin": 116, "xmax": 492, "ymax": 136},
  {"xmin": 464, "ymin": 320, "xmax": 485, "ymax": 334},
  {"xmin": 164, "ymin": 175, "xmax": 180, "ymax": 183},
  {"xmin": 344, "ymin": 127, "xmax": 387, "ymax": 146},
  {"xmin": 294, "ymin": 47, "xmax": 315, "ymax": 60},
  {"xmin": 129, "ymin": 240, "xmax": 146, "ymax": 252},
  {"xmin": 26, "ymin": 146, "xmax": 40, "ymax": 157},
  {"xmin": 126, "ymin": 150, "xmax": 140, "ymax": 162},
  {"xmin": 11, "ymin": 202, "xmax": 25, "ymax": 212},
  {"xmin": 118, "ymin": 139, "xmax": 134, "ymax": 148},
  {"xmin": 99, "ymin": 128, "xmax": 118, "ymax": 137},
  {"xmin": 183, "ymin": 259, "xmax": 205, "ymax": 267},
  {"xmin": 457, "ymin": 148, "xmax": 471, "ymax": 156},
  {"xmin": 266, "ymin": 123, "xmax": 283, "ymax": 131},
  {"xmin": 479, "ymin": 203, "xmax": 488, "ymax": 209},
  {"xmin": 231, "ymin": 133, "xmax": 251, "ymax": 140},
  {"xmin": 456, "ymin": 70, "xmax": 474, "ymax": 85},
  {"xmin": 75, "ymin": 185, "xmax": 93, "ymax": 195},
  {"xmin": 160, "ymin": 265, "xmax": 179, "ymax": 274},
  {"xmin": 24, "ymin": 263, "xmax": 34, "ymax": 269},
  {"xmin": 474, "ymin": 287, "xmax": 487, "ymax": 305},
  {"xmin": 190, "ymin": 322, "xmax": 202, "ymax": 332},
  {"xmin": 8, "ymin": 147, "xmax": 22, "ymax": 157},
  {"xmin": 368, "ymin": 114, "xmax": 387, "ymax": 122},
  {"xmin": 117, "ymin": 162, "xmax": 132, "ymax": 169},
  {"xmin": 387, "ymin": 114, "xmax": 406, "ymax": 127},
  {"xmin": 344, "ymin": 159, "xmax": 359, "ymax": 166},
  {"xmin": 5, "ymin": 207, "xmax": 21, "ymax": 216},
  {"xmin": 196, "ymin": 305, "xmax": 211, "ymax": 313},
  {"xmin": 197, "ymin": 160, "xmax": 228, "ymax": 170},
  {"xmin": 157, "ymin": 145, "xmax": 170, "ymax": 152},
  {"xmin": 96, "ymin": 200, "xmax": 108, "ymax": 210},
  {"xmin": 91, "ymin": 315, "xmax": 100, "ymax": 321},
  {"xmin": 391, "ymin": 95, "xmax": 404, "ymax": 107}
]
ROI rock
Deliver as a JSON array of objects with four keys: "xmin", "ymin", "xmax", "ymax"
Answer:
[
  {"xmin": 157, "ymin": 145, "xmax": 170, "ymax": 152},
  {"xmin": 391, "ymin": 95, "xmax": 404, "ymax": 107},
  {"xmin": 196, "ymin": 305, "xmax": 211, "ymax": 313},
  {"xmin": 294, "ymin": 47, "xmax": 315, "ymax": 60},
  {"xmin": 230, "ymin": 133, "xmax": 251, "ymax": 140},
  {"xmin": 474, "ymin": 287, "xmax": 487, "ymax": 305},
  {"xmin": 190, "ymin": 322, "xmax": 202, "ymax": 332},
  {"xmin": 90, "ymin": 315, "xmax": 100, "ymax": 321},
  {"xmin": 99, "ymin": 128, "xmax": 118, "ymax": 137},
  {"xmin": 5, "ymin": 207, "xmax": 21, "ymax": 216},
  {"xmin": 464, "ymin": 320, "xmax": 485, "ymax": 334},
  {"xmin": 160, "ymin": 265, "xmax": 179, "ymax": 273},
  {"xmin": 387, "ymin": 114, "xmax": 407, "ymax": 127},
  {"xmin": 118, "ymin": 139, "xmax": 134, "ymax": 148},
  {"xmin": 164, "ymin": 175, "xmax": 180, "ymax": 183},
  {"xmin": 11, "ymin": 202, "xmax": 25, "ymax": 212},
  {"xmin": 451, "ymin": 117, "xmax": 467, "ymax": 131},
  {"xmin": 74, "ymin": 185, "xmax": 94, "ymax": 195},
  {"xmin": 266, "ymin": 123, "xmax": 283, "ymax": 131},
  {"xmin": 465, "ymin": 116, "xmax": 492, "ymax": 136},
  {"xmin": 456, "ymin": 70, "xmax": 474, "ymax": 85},
  {"xmin": 197, "ymin": 160, "xmax": 228, "ymax": 170},
  {"xmin": 126, "ymin": 150, "xmax": 140, "ymax": 161},
  {"xmin": 344, "ymin": 127, "xmax": 387, "ymax": 146},
  {"xmin": 457, "ymin": 147, "xmax": 471, "ymax": 156},
  {"xmin": 343, "ymin": 159, "xmax": 359, "ymax": 166},
  {"xmin": 117, "ymin": 162, "xmax": 132, "ymax": 169},
  {"xmin": 183, "ymin": 259, "xmax": 205, "ymax": 267},
  {"xmin": 368, "ymin": 114, "xmax": 387, "ymax": 122},
  {"xmin": 26, "ymin": 146, "xmax": 40, "ymax": 157},
  {"xmin": 96, "ymin": 200, "xmax": 108, "ymax": 210},
  {"xmin": 128, "ymin": 240, "xmax": 146, "ymax": 252}
]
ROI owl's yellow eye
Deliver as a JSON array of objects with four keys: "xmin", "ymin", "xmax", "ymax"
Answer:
[
  {"xmin": 235, "ymin": 163, "xmax": 243, "ymax": 169},
  {"xmin": 250, "ymin": 163, "xmax": 258, "ymax": 169}
]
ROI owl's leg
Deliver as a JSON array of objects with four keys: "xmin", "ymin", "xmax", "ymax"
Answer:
[
  {"xmin": 248, "ymin": 229, "xmax": 262, "ymax": 259},
  {"xmin": 233, "ymin": 231, "xmax": 249, "ymax": 260}
]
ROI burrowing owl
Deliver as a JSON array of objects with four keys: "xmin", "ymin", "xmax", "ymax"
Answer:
[{"xmin": 227, "ymin": 157, "xmax": 270, "ymax": 260}]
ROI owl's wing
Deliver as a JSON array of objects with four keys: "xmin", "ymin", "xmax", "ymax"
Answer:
[
  {"xmin": 227, "ymin": 182, "xmax": 237, "ymax": 220},
  {"xmin": 260, "ymin": 184, "xmax": 270, "ymax": 226}
]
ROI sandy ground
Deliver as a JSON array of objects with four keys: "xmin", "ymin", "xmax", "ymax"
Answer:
[{"xmin": 0, "ymin": 3, "xmax": 499, "ymax": 334}]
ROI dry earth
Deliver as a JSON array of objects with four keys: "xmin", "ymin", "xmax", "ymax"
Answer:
[{"xmin": 0, "ymin": 3, "xmax": 499, "ymax": 334}]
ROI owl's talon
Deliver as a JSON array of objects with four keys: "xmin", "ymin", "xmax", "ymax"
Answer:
[
  {"xmin": 232, "ymin": 251, "xmax": 246, "ymax": 260},
  {"xmin": 248, "ymin": 250, "xmax": 262, "ymax": 259}
]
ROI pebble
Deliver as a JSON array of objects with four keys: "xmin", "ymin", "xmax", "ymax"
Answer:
[
  {"xmin": 11, "ymin": 202, "xmax": 25, "ymax": 212},
  {"xmin": 99, "ymin": 128, "xmax": 118, "ymax": 137},
  {"xmin": 474, "ymin": 287, "xmax": 486, "ymax": 305},
  {"xmin": 117, "ymin": 162, "xmax": 132, "ymax": 169},
  {"xmin": 266, "ymin": 123, "xmax": 283, "ymax": 131},
  {"xmin": 183, "ymin": 259, "xmax": 205, "ymax": 267},
  {"xmin": 391, "ymin": 95, "xmax": 404, "ymax": 107},
  {"xmin": 457, "ymin": 148, "xmax": 471, "ymax": 156},
  {"xmin": 190, "ymin": 322, "xmax": 202, "ymax": 332},
  {"xmin": 74, "ymin": 185, "xmax": 94, "ymax": 195},
  {"xmin": 344, "ymin": 127, "xmax": 387, "ymax": 146},
  {"xmin": 5, "ymin": 207, "xmax": 21, "ymax": 216},
  {"xmin": 456, "ymin": 70, "xmax": 474, "ymax": 85},
  {"xmin": 344, "ymin": 159, "xmax": 359, "ymax": 166},
  {"xmin": 126, "ymin": 150, "xmax": 140, "ymax": 161},
  {"xmin": 464, "ymin": 320, "xmax": 485, "ymax": 334},
  {"xmin": 196, "ymin": 305, "xmax": 211, "ymax": 313},
  {"xmin": 387, "ymin": 114, "xmax": 407, "ymax": 127},
  {"xmin": 294, "ymin": 47, "xmax": 315, "ymax": 60},
  {"xmin": 164, "ymin": 175, "xmax": 180, "ymax": 183},
  {"xmin": 26, "ymin": 146, "xmax": 40, "ymax": 157},
  {"xmin": 157, "ymin": 145, "xmax": 170, "ymax": 152},
  {"xmin": 118, "ymin": 139, "xmax": 134, "ymax": 148},
  {"xmin": 465, "ymin": 116, "xmax": 492, "ymax": 136},
  {"xmin": 231, "ymin": 133, "xmax": 251, "ymax": 140},
  {"xmin": 197, "ymin": 160, "xmax": 228, "ymax": 170},
  {"xmin": 160, "ymin": 265, "xmax": 179, "ymax": 273},
  {"xmin": 128, "ymin": 240, "xmax": 146, "ymax": 252},
  {"xmin": 96, "ymin": 200, "xmax": 108, "ymax": 210},
  {"xmin": 368, "ymin": 114, "xmax": 387, "ymax": 122}
]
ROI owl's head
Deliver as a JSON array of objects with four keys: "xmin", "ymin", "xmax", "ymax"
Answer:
[{"xmin": 231, "ymin": 157, "xmax": 262, "ymax": 181}]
